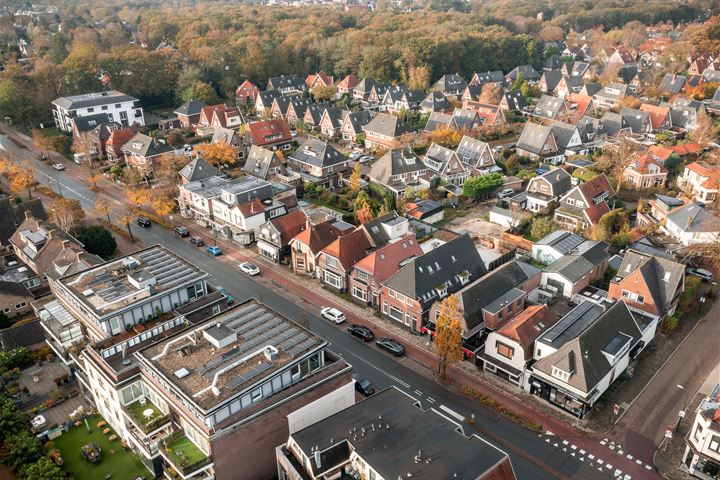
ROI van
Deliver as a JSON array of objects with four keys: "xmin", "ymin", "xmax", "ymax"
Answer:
[
  {"xmin": 497, "ymin": 189, "xmax": 515, "ymax": 199},
  {"xmin": 73, "ymin": 153, "xmax": 88, "ymax": 165}
]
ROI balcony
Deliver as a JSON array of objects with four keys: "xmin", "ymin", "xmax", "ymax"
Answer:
[
  {"xmin": 160, "ymin": 431, "xmax": 212, "ymax": 478},
  {"xmin": 123, "ymin": 398, "xmax": 171, "ymax": 435}
]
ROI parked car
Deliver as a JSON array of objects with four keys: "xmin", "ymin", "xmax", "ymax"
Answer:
[
  {"xmin": 207, "ymin": 246, "xmax": 222, "ymax": 256},
  {"xmin": 136, "ymin": 217, "xmax": 151, "ymax": 228},
  {"xmin": 216, "ymin": 287, "xmax": 234, "ymax": 305},
  {"xmin": 376, "ymin": 337, "xmax": 405, "ymax": 356},
  {"xmin": 353, "ymin": 375, "xmax": 375, "ymax": 396},
  {"xmin": 535, "ymin": 168, "xmax": 548, "ymax": 175},
  {"xmin": 189, "ymin": 236, "xmax": 205, "ymax": 247},
  {"xmin": 238, "ymin": 262, "xmax": 260, "ymax": 276},
  {"xmin": 174, "ymin": 226, "xmax": 189, "ymax": 237},
  {"xmin": 52, "ymin": 163, "xmax": 65, "ymax": 171},
  {"xmin": 347, "ymin": 324, "xmax": 374, "ymax": 341},
  {"xmin": 320, "ymin": 307, "xmax": 346, "ymax": 324},
  {"xmin": 497, "ymin": 189, "xmax": 515, "ymax": 199},
  {"xmin": 349, "ymin": 151, "xmax": 362, "ymax": 160},
  {"xmin": 686, "ymin": 268, "xmax": 714, "ymax": 282},
  {"xmin": 359, "ymin": 155, "xmax": 374, "ymax": 163}
]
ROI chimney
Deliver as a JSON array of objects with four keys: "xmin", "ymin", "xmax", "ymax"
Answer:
[
  {"xmin": 686, "ymin": 214, "xmax": 693, "ymax": 229},
  {"xmin": 24, "ymin": 210, "xmax": 32, "ymax": 220},
  {"xmin": 76, "ymin": 251, "xmax": 84, "ymax": 262},
  {"xmin": 61, "ymin": 240, "xmax": 70, "ymax": 250},
  {"xmin": 313, "ymin": 448, "xmax": 321, "ymax": 470},
  {"xmin": 47, "ymin": 229, "xmax": 55, "ymax": 239}
]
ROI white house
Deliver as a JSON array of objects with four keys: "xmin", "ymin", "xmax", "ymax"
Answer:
[
  {"xmin": 531, "ymin": 230, "xmax": 584, "ymax": 265},
  {"xmin": 51, "ymin": 90, "xmax": 144, "ymax": 133},
  {"xmin": 682, "ymin": 384, "xmax": 720, "ymax": 479},
  {"xmin": 679, "ymin": 162, "xmax": 719, "ymax": 204},
  {"xmin": 663, "ymin": 202, "xmax": 720, "ymax": 246}
]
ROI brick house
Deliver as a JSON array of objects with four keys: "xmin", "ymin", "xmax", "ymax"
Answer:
[
  {"xmin": 380, "ymin": 235, "xmax": 485, "ymax": 333},
  {"xmin": 608, "ymin": 249, "xmax": 685, "ymax": 321},
  {"xmin": 235, "ymin": 80, "xmax": 259, "ymax": 106},
  {"xmin": 318, "ymin": 108, "xmax": 349, "ymax": 138},
  {"xmin": 339, "ymin": 111, "xmax": 373, "ymax": 142},
  {"xmin": 0, "ymin": 282, "xmax": 34, "ymax": 319},
  {"xmin": 306, "ymin": 71, "xmax": 334, "ymax": 89},
  {"xmin": 242, "ymin": 145, "xmax": 285, "ymax": 181},
  {"xmin": 367, "ymin": 148, "xmax": 430, "ymax": 197},
  {"xmin": 122, "ymin": 133, "xmax": 176, "ymax": 176},
  {"xmin": 336, "ymin": 74, "xmax": 360, "ymax": 96},
  {"xmin": 104, "ymin": 127, "xmax": 136, "ymax": 164},
  {"xmin": 317, "ymin": 229, "xmax": 372, "ymax": 292},
  {"xmin": 244, "ymin": 119, "xmax": 293, "ymax": 151},
  {"xmin": 289, "ymin": 220, "xmax": 352, "ymax": 277},
  {"xmin": 639, "ymin": 103, "xmax": 672, "ymax": 131},
  {"xmin": 516, "ymin": 122, "xmax": 563, "ymax": 164},
  {"xmin": 362, "ymin": 113, "xmax": 412, "ymax": 150},
  {"xmin": 554, "ymin": 174, "xmax": 615, "ymax": 230},
  {"xmin": 347, "ymin": 234, "xmax": 422, "ymax": 308},
  {"xmin": 256, "ymin": 210, "xmax": 308, "ymax": 263},
  {"xmin": 267, "ymin": 75, "xmax": 307, "ymax": 96},
  {"xmin": 174, "ymin": 100, "xmax": 207, "ymax": 128},
  {"xmin": 287, "ymin": 139, "xmax": 349, "ymax": 189},
  {"xmin": 622, "ymin": 153, "xmax": 668, "ymax": 189}
]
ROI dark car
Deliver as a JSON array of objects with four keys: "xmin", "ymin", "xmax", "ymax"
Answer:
[
  {"xmin": 347, "ymin": 324, "xmax": 374, "ymax": 342},
  {"xmin": 189, "ymin": 236, "xmax": 205, "ymax": 247},
  {"xmin": 353, "ymin": 375, "xmax": 375, "ymax": 397},
  {"xmin": 136, "ymin": 217, "xmax": 151, "ymax": 228},
  {"xmin": 376, "ymin": 337, "xmax": 405, "ymax": 356},
  {"xmin": 174, "ymin": 226, "xmax": 189, "ymax": 237}
]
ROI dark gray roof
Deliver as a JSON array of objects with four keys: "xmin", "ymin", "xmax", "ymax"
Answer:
[
  {"xmin": 0, "ymin": 319, "xmax": 46, "ymax": 351},
  {"xmin": 290, "ymin": 387, "xmax": 511, "ymax": 480},
  {"xmin": 267, "ymin": 75, "xmax": 306, "ymax": 91},
  {"xmin": 423, "ymin": 143, "xmax": 454, "ymax": 172},
  {"xmin": 620, "ymin": 108, "xmax": 650, "ymax": 134},
  {"xmin": 581, "ymin": 82, "xmax": 602, "ymax": 96},
  {"xmin": 257, "ymin": 90, "xmax": 282, "ymax": 106},
  {"xmin": 545, "ymin": 241, "xmax": 609, "ymax": 282},
  {"xmin": 368, "ymin": 148, "xmax": 426, "ymax": 186},
  {"xmin": 615, "ymin": 249, "xmax": 684, "ymax": 312},
  {"xmin": 594, "ymin": 83, "xmax": 632, "ymax": 102},
  {"xmin": 535, "ymin": 230, "xmax": 584, "ymax": 252},
  {"xmin": 52, "ymin": 90, "xmax": 137, "ymax": 110},
  {"xmin": 455, "ymin": 135, "xmax": 491, "ymax": 168},
  {"xmin": 302, "ymin": 102, "xmax": 329, "ymax": 124},
  {"xmin": 344, "ymin": 110, "xmax": 373, "ymax": 133},
  {"xmin": 421, "ymin": 91, "xmax": 451, "ymax": 111},
  {"xmin": 432, "ymin": 74, "xmax": 467, "ymax": 92},
  {"xmin": 289, "ymin": 138, "xmax": 346, "ymax": 169},
  {"xmin": 550, "ymin": 121, "xmax": 579, "ymax": 149},
  {"xmin": 599, "ymin": 112, "xmax": 628, "ymax": 137},
  {"xmin": 384, "ymin": 235, "xmax": 486, "ymax": 311},
  {"xmin": 320, "ymin": 107, "xmax": 348, "ymax": 129},
  {"xmin": 544, "ymin": 55, "xmax": 566, "ymax": 71},
  {"xmin": 360, "ymin": 211, "xmax": 404, "ymax": 247},
  {"xmin": 242, "ymin": 145, "xmax": 279, "ymax": 180},
  {"xmin": 541, "ymin": 71, "xmax": 563, "ymax": 92},
  {"xmin": 534, "ymin": 301, "xmax": 643, "ymax": 393},
  {"xmin": 659, "ymin": 73, "xmax": 686, "ymax": 94},
  {"xmin": 703, "ymin": 69, "xmax": 720, "ymax": 83},
  {"xmin": 122, "ymin": 133, "xmax": 173, "ymax": 157},
  {"xmin": 455, "ymin": 260, "xmax": 539, "ymax": 332},
  {"xmin": 272, "ymin": 96, "xmax": 293, "ymax": 115},
  {"xmin": 668, "ymin": 105, "xmax": 696, "ymax": 129},
  {"xmin": 72, "ymin": 113, "xmax": 112, "ymax": 133},
  {"xmin": 507, "ymin": 65, "xmax": 540, "ymax": 81},
  {"xmin": 178, "ymin": 157, "xmax": 222, "ymax": 183},
  {"xmin": 517, "ymin": 122, "xmax": 553, "ymax": 155},
  {"xmin": 503, "ymin": 91, "xmax": 526, "ymax": 111},
  {"xmin": 363, "ymin": 112, "xmax": 411, "ymax": 138},
  {"xmin": 0, "ymin": 197, "xmax": 47, "ymax": 245},
  {"xmin": 463, "ymin": 84, "xmax": 481, "ymax": 102},
  {"xmin": 472, "ymin": 71, "xmax": 505, "ymax": 84},
  {"xmin": 174, "ymin": 100, "xmax": 207, "ymax": 116},
  {"xmin": 534, "ymin": 95, "xmax": 565, "ymax": 119},
  {"xmin": 353, "ymin": 77, "xmax": 376, "ymax": 94},
  {"xmin": 666, "ymin": 202, "xmax": 718, "ymax": 233},
  {"xmin": 423, "ymin": 111, "xmax": 452, "ymax": 132},
  {"xmin": 451, "ymin": 109, "xmax": 477, "ymax": 130}
]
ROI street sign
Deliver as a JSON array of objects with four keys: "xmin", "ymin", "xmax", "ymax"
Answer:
[
  {"xmin": 613, "ymin": 404, "xmax": 620, "ymax": 415},
  {"xmin": 665, "ymin": 429, "xmax": 673, "ymax": 439}
]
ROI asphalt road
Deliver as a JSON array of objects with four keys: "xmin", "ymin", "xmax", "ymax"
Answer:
[{"xmin": 0, "ymin": 132, "xmax": 625, "ymax": 480}]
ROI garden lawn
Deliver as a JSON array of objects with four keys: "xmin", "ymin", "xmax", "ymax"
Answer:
[{"xmin": 53, "ymin": 415, "xmax": 150, "ymax": 480}]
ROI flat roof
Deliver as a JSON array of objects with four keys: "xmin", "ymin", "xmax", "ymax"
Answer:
[
  {"xmin": 291, "ymin": 387, "xmax": 511, "ymax": 479},
  {"xmin": 141, "ymin": 300, "xmax": 325, "ymax": 410},
  {"xmin": 60, "ymin": 245, "xmax": 208, "ymax": 316}
]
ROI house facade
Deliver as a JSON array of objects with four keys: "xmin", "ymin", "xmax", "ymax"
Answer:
[{"xmin": 52, "ymin": 90, "xmax": 144, "ymax": 133}]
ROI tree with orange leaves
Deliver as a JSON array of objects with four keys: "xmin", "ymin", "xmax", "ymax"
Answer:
[
  {"xmin": 354, "ymin": 191, "xmax": 374, "ymax": 224},
  {"xmin": 125, "ymin": 186, "xmax": 150, "ymax": 213},
  {"xmin": 434, "ymin": 294, "xmax": 464, "ymax": 381},
  {"xmin": 194, "ymin": 142, "xmax": 237, "ymax": 167},
  {"xmin": 430, "ymin": 126, "xmax": 462, "ymax": 148}
]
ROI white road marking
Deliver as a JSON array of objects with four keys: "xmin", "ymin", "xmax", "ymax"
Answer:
[
  {"xmin": 426, "ymin": 397, "xmax": 436, "ymax": 404},
  {"xmin": 414, "ymin": 389, "xmax": 422, "ymax": 396},
  {"xmin": 340, "ymin": 349, "xmax": 411, "ymax": 388},
  {"xmin": 645, "ymin": 465, "xmax": 653, "ymax": 470},
  {"xmin": 439, "ymin": 405, "xmax": 465, "ymax": 422},
  {"xmin": 635, "ymin": 459, "xmax": 643, "ymax": 465}
]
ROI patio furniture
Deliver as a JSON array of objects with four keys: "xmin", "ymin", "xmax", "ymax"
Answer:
[
  {"xmin": 139, "ymin": 397, "xmax": 147, "ymax": 406},
  {"xmin": 81, "ymin": 443, "xmax": 102, "ymax": 464},
  {"xmin": 142, "ymin": 408, "xmax": 154, "ymax": 419},
  {"xmin": 31, "ymin": 415, "xmax": 46, "ymax": 430}
]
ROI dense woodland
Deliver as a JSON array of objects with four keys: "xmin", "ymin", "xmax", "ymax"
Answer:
[{"xmin": 0, "ymin": 0, "xmax": 718, "ymax": 127}]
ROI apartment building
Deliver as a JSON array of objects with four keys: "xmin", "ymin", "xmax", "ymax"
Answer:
[
  {"xmin": 682, "ymin": 384, "xmax": 720, "ymax": 479},
  {"xmin": 51, "ymin": 90, "xmax": 144, "ymax": 133}
]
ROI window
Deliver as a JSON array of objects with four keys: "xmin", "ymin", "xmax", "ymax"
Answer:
[
  {"xmin": 709, "ymin": 435, "xmax": 720, "ymax": 453},
  {"xmin": 102, "ymin": 106, "xmax": 108, "ymax": 111},
  {"xmin": 352, "ymin": 285, "xmax": 367, "ymax": 301},
  {"xmin": 496, "ymin": 341, "xmax": 514, "ymax": 359},
  {"xmin": 324, "ymin": 270, "xmax": 342, "ymax": 289},
  {"xmin": 551, "ymin": 366, "xmax": 570, "ymax": 382},
  {"xmin": 355, "ymin": 269, "xmax": 369, "ymax": 282},
  {"xmin": 694, "ymin": 424, "xmax": 703, "ymax": 442},
  {"xmin": 540, "ymin": 185, "xmax": 548, "ymax": 192},
  {"xmin": 251, "ymin": 388, "xmax": 262, "ymax": 403},
  {"xmin": 325, "ymin": 256, "xmax": 339, "ymax": 269},
  {"xmin": 621, "ymin": 290, "xmax": 644, "ymax": 303},
  {"xmin": 87, "ymin": 107, "xmax": 94, "ymax": 113}
]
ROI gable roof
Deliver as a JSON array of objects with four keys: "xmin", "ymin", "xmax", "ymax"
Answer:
[
  {"xmin": 533, "ymin": 301, "xmax": 643, "ymax": 393},
  {"xmin": 363, "ymin": 112, "xmax": 411, "ymax": 138},
  {"xmin": 247, "ymin": 119, "xmax": 292, "ymax": 146},
  {"xmin": 620, "ymin": 108, "xmax": 650, "ymax": 134},
  {"xmin": 337, "ymin": 74, "xmax": 360, "ymax": 91},
  {"xmin": 321, "ymin": 228, "xmax": 372, "ymax": 271},
  {"xmin": 535, "ymin": 230, "xmax": 584, "ymax": 252},
  {"xmin": 666, "ymin": 202, "xmax": 718, "ymax": 233},
  {"xmin": 614, "ymin": 249, "xmax": 684, "ymax": 312},
  {"xmin": 496, "ymin": 305, "xmax": 561, "ymax": 357},
  {"xmin": 179, "ymin": 157, "xmax": 222, "ymax": 183},
  {"xmin": 550, "ymin": 121, "xmax": 579, "ymax": 149},
  {"xmin": 359, "ymin": 211, "xmax": 406, "ymax": 247},
  {"xmin": 507, "ymin": 65, "xmax": 540, "ymax": 81},
  {"xmin": 267, "ymin": 74, "xmax": 306, "ymax": 91},
  {"xmin": 659, "ymin": 73, "xmax": 686, "ymax": 94},
  {"xmin": 290, "ymin": 138, "xmax": 346, "ymax": 169},
  {"xmin": 122, "ymin": 133, "xmax": 173, "ymax": 157},
  {"xmin": 471, "ymin": 71, "xmax": 505, "ymax": 84},
  {"xmin": 368, "ymin": 148, "xmax": 426, "ymax": 186},
  {"xmin": 517, "ymin": 122, "xmax": 554, "ymax": 155},
  {"xmin": 243, "ymin": 145, "xmax": 281, "ymax": 180},
  {"xmin": 578, "ymin": 174, "xmax": 615, "ymax": 204},
  {"xmin": 292, "ymin": 221, "xmax": 347, "ymax": 254},
  {"xmin": 639, "ymin": 104, "xmax": 671, "ymax": 130},
  {"xmin": 174, "ymin": 100, "xmax": 207, "ymax": 117},
  {"xmin": 424, "ymin": 111, "xmax": 453, "ymax": 132},
  {"xmin": 353, "ymin": 234, "xmax": 422, "ymax": 283},
  {"xmin": 534, "ymin": 95, "xmax": 566, "ymax": 119},
  {"xmin": 455, "ymin": 135, "xmax": 492, "ymax": 168},
  {"xmin": 502, "ymin": 91, "xmax": 526, "ymax": 111},
  {"xmin": 266, "ymin": 210, "xmax": 308, "ymax": 246},
  {"xmin": 353, "ymin": 77, "xmax": 376, "ymax": 94},
  {"xmin": 432, "ymin": 74, "xmax": 468, "ymax": 92},
  {"xmin": 385, "ymin": 235, "xmax": 486, "ymax": 311},
  {"xmin": 72, "ymin": 113, "xmax": 112, "ymax": 134},
  {"xmin": 421, "ymin": 91, "xmax": 451, "ymax": 111},
  {"xmin": 424, "ymin": 143, "xmax": 455, "ymax": 172},
  {"xmin": 626, "ymin": 153, "xmax": 667, "ymax": 175}
]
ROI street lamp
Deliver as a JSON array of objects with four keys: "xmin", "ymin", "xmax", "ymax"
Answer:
[
  {"xmin": 169, "ymin": 215, "xmax": 174, "ymax": 228},
  {"xmin": 698, "ymin": 296, "xmax": 706, "ymax": 315}
]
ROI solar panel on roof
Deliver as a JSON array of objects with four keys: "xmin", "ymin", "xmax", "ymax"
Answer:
[
  {"xmin": 227, "ymin": 363, "xmax": 273, "ymax": 390},
  {"xmin": 288, "ymin": 338, "xmax": 317, "ymax": 357}
]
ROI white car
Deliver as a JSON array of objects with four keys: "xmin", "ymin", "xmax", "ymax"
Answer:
[
  {"xmin": 497, "ymin": 188, "xmax": 514, "ymax": 199},
  {"xmin": 52, "ymin": 163, "xmax": 65, "ymax": 171},
  {"xmin": 686, "ymin": 268, "xmax": 713, "ymax": 282},
  {"xmin": 359, "ymin": 155, "xmax": 374, "ymax": 164},
  {"xmin": 349, "ymin": 151, "xmax": 362, "ymax": 160},
  {"xmin": 320, "ymin": 307, "xmax": 346, "ymax": 324},
  {"xmin": 238, "ymin": 262, "xmax": 260, "ymax": 276}
]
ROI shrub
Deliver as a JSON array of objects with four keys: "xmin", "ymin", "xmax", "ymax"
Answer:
[
  {"xmin": 459, "ymin": 385, "xmax": 544, "ymax": 433},
  {"xmin": 0, "ymin": 347, "xmax": 31, "ymax": 370}
]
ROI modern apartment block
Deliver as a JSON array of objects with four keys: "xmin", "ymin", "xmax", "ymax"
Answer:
[
  {"xmin": 51, "ymin": 90, "xmax": 145, "ymax": 133},
  {"xmin": 276, "ymin": 387, "xmax": 517, "ymax": 480},
  {"xmin": 33, "ymin": 245, "xmax": 354, "ymax": 479},
  {"xmin": 682, "ymin": 384, "xmax": 720, "ymax": 479}
]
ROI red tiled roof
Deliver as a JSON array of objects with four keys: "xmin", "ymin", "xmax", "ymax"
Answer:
[
  {"xmin": 639, "ymin": 103, "xmax": 670, "ymax": 130},
  {"xmin": 567, "ymin": 93, "xmax": 593, "ymax": 117},
  {"xmin": 337, "ymin": 74, "xmax": 360, "ymax": 90},
  {"xmin": 235, "ymin": 198, "xmax": 265, "ymax": 218},
  {"xmin": 669, "ymin": 142, "xmax": 702, "ymax": 156},
  {"xmin": 235, "ymin": 80, "xmax": 258, "ymax": 96},
  {"xmin": 269, "ymin": 210, "xmax": 308, "ymax": 245},
  {"xmin": 584, "ymin": 201, "xmax": 610, "ymax": 225},
  {"xmin": 686, "ymin": 161, "xmax": 718, "ymax": 177},
  {"xmin": 321, "ymin": 228, "xmax": 372, "ymax": 271},
  {"xmin": 306, "ymin": 71, "xmax": 334, "ymax": 88},
  {"xmin": 107, "ymin": 128, "xmax": 136, "ymax": 156},
  {"xmin": 352, "ymin": 234, "xmax": 422, "ymax": 283},
  {"xmin": 578, "ymin": 174, "xmax": 615, "ymax": 204},
  {"xmin": 292, "ymin": 221, "xmax": 346, "ymax": 254},
  {"xmin": 628, "ymin": 153, "xmax": 668, "ymax": 175},
  {"xmin": 496, "ymin": 305, "xmax": 561, "ymax": 358},
  {"xmin": 648, "ymin": 145, "xmax": 674, "ymax": 162},
  {"xmin": 247, "ymin": 119, "xmax": 292, "ymax": 146}
]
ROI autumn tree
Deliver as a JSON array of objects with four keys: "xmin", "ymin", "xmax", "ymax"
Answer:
[
  {"xmin": 312, "ymin": 85, "xmax": 337, "ymax": 102},
  {"xmin": 195, "ymin": 142, "xmax": 237, "ymax": 167},
  {"xmin": 690, "ymin": 110, "xmax": 718, "ymax": 147},
  {"xmin": 598, "ymin": 62, "xmax": 622, "ymax": 86},
  {"xmin": 94, "ymin": 194, "xmax": 113, "ymax": 223},
  {"xmin": 407, "ymin": 65, "xmax": 431, "ymax": 91},
  {"xmin": 478, "ymin": 83, "xmax": 504, "ymax": 104},
  {"xmin": 430, "ymin": 126, "xmax": 462, "ymax": 148},
  {"xmin": 49, "ymin": 198, "xmax": 85, "ymax": 233},
  {"xmin": 434, "ymin": 294, "xmax": 463, "ymax": 381},
  {"xmin": 6, "ymin": 163, "xmax": 37, "ymax": 199},
  {"xmin": 354, "ymin": 191, "xmax": 374, "ymax": 224},
  {"xmin": 32, "ymin": 129, "xmax": 54, "ymax": 159},
  {"xmin": 152, "ymin": 193, "xmax": 175, "ymax": 222},
  {"xmin": 180, "ymin": 81, "xmax": 218, "ymax": 104},
  {"xmin": 118, "ymin": 207, "xmax": 136, "ymax": 242},
  {"xmin": 530, "ymin": 216, "xmax": 557, "ymax": 239},
  {"xmin": 349, "ymin": 164, "xmax": 362, "ymax": 192},
  {"xmin": 125, "ymin": 186, "xmax": 150, "ymax": 213}
]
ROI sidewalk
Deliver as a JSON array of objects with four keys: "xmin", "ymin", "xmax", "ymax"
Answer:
[{"xmin": 172, "ymin": 216, "xmax": 661, "ymax": 480}]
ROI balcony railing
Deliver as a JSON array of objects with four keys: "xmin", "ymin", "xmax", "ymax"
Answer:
[
  {"xmin": 160, "ymin": 430, "xmax": 212, "ymax": 477},
  {"xmin": 123, "ymin": 398, "xmax": 171, "ymax": 435}
]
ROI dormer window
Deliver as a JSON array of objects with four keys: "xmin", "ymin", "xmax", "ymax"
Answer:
[
  {"xmin": 436, "ymin": 283, "xmax": 448, "ymax": 298},
  {"xmin": 459, "ymin": 270, "xmax": 470, "ymax": 285},
  {"xmin": 551, "ymin": 366, "xmax": 571, "ymax": 382}
]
